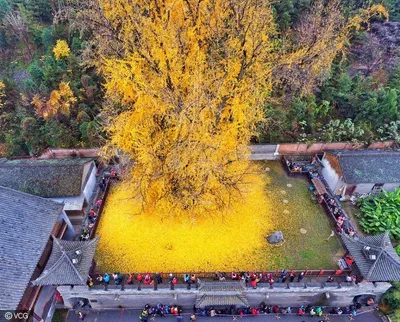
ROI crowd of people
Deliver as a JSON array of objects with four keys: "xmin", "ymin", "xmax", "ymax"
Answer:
[
  {"xmin": 79, "ymin": 205, "xmax": 101, "ymax": 241},
  {"xmin": 323, "ymin": 195, "xmax": 357, "ymax": 238},
  {"xmin": 90, "ymin": 270, "xmax": 358, "ymax": 289},
  {"xmin": 91, "ymin": 273, "xmax": 198, "ymax": 287},
  {"xmin": 139, "ymin": 304, "xmax": 189, "ymax": 322},
  {"xmin": 307, "ymin": 166, "xmax": 358, "ymax": 241},
  {"xmin": 214, "ymin": 270, "xmax": 305, "ymax": 288},
  {"xmin": 194, "ymin": 302, "xmax": 362, "ymax": 318},
  {"xmin": 78, "ymin": 168, "xmax": 119, "ymax": 241},
  {"xmin": 89, "ymin": 270, "xmax": 362, "ymax": 289},
  {"xmin": 135, "ymin": 301, "xmax": 364, "ymax": 321},
  {"xmin": 286, "ymin": 160, "xmax": 317, "ymax": 173}
]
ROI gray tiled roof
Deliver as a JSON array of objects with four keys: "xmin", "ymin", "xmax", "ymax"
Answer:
[
  {"xmin": 326, "ymin": 150, "xmax": 400, "ymax": 184},
  {"xmin": 32, "ymin": 237, "xmax": 99, "ymax": 286},
  {"xmin": 0, "ymin": 186, "xmax": 63, "ymax": 310},
  {"xmin": 0, "ymin": 158, "xmax": 94, "ymax": 197},
  {"xmin": 195, "ymin": 294, "xmax": 249, "ymax": 309},
  {"xmin": 341, "ymin": 232, "xmax": 400, "ymax": 281}
]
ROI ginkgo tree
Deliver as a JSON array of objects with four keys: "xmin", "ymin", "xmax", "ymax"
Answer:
[
  {"xmin": 32, "ymin": 82, "xmax": 76, "ymax": 119},
  {"xmin": 53, "ymin": 39, "xmax": 70, "ymax": 60},
  {"xmin": 79, "ymin": 0, "xmax": 387, "ymax": 218}
]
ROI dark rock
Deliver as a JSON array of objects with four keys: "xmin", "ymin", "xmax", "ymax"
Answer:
[{"xmin": 267, "ymin": 231, "xmax": 284, "ymax": 244}]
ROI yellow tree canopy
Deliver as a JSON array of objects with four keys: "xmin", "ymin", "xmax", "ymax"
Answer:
[
  {"xmin": 32, "ymin": 82, "xmax": 76, "ymax": 119},
  {"xmin": 97, "ymin": 0, "xmax": 276, "ymax": 217},
  {"xmin": 86, "ymin": 0, "xmax": 387, "ymax": 218},
  {"xmin": 53, "ymin": 39, "xmax": 70, "ymax": 60}
]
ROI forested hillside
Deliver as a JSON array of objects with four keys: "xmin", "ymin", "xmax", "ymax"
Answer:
[
  {"xmin": 0, "ymin": 0, "xmax": 399, "ymax": 157},
  {"xmin": 0, "ymin": 0, "xmax": 103, "ymax": 156}
]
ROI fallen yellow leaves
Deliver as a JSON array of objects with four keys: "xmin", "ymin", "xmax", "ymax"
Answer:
[
  {"xmin": 95, "ymin": 164, "xmax": 274, "ymax": 272},
  {"xmin": 95, "ymin": 161, "xmax": 342, "ymax": 272}
]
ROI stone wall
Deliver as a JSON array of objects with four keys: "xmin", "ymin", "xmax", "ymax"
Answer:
[{"xmin": 58, "ymin": 281, "xmax": 391, "ymax": 310}]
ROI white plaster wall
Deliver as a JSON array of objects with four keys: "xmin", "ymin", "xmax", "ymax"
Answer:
[
  {"xmin": 83, "ymin": 162, "xmax": 97, "ymax": 203},
  {"xmin": 382, "ymin": 183, "xmax": 400, "ymax": 192},
  {"xmin": 354, "ymin": 184, "xmax": 375, "ymax": 194},
  {"xmin": 52, "ymin": 195, "xmax": 84, "ymax": 211},
  {"xmin": 321, "ymin": 158, "xmax": 341, "ymax": 191}
]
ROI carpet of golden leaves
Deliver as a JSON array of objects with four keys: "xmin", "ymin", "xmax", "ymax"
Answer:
[{"xmin": 95, "ymin": 162, "xmax": 341, "ymax": 272}]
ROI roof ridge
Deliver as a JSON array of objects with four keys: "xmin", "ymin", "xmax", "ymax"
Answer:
[
  {"xmin": 32, "ymin": 237, "xmax": 100, "ymax": 286},
  {"xmin": 59, "ymin": 236, "xmax": 100, "ymax": 255},
  {"xmin": 53, "ymin": 236, "xmax": 63, "ymax": 250},
  {"xmin": 32, "ymin": 251, "xmax": 70, "ymax": 285},
  {"xmin": 326, "ymin": 149, "xmax": 400, "ymax": 154},
  {"xmin": 344, "ymin": 234, "xmax": 376, "ymax": 248},
  {"xmin": 33, "ymin": 249, "xmax": 86, "ymax": 285},
  {"xmin": 66, "ymin": 252, "xmax": 86, "ymax": 284},
  {"xmin": 366, "ymin": 243, "xmax": 385, "ymax": 280}
]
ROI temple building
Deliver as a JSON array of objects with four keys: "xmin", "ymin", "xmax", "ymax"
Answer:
[
  {"xmin": 342, "ymin": 232, "xmax": 400, "ymax": 282},
  {"xmin": 0, "ymin": 186, "xmax": 73, "ymax": 318},
  {"xmin": 321, "ymin": 150, "xmax": 400, "ymax": 198},
  {"xmin": 0, "ymin": 158, "xmax": 97, "ymax": 227}
]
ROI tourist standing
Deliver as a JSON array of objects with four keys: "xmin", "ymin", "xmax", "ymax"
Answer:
[
  {"xmin": 289, "ymin": 270, "xmax": 295, "ymax": 282},
  {"xmin": 98, "ymin": 182, "xmax": 105, "ymax": 192},
  {"xmin": 127, "ymin": 273, "xmax": 133, "ymax": 285},
  {"xmin": 168, "ymin": 274, "xmax": 174, "ymax": 283},
  {"xmin": 184, "ymin": 274, "xmax": 190, "ymax": 283},
  {"xmin": 86, "ymin": 276, "xmax": 93, "ymax": 288},
  {"xmin": 190, "ymin": 274, "xmax": 196, "ymax": 284},
  {"xmin": 78, "ymin": 311, "xmax": 85, "ymax": 321},
  {"xmin": 103, "ymin": 273, "xmax": 110, "ymax": 285},
  {"xmin": 269, "ymin": 277, "xmax": 275, "ymax": 288},
  {"xmin": 137, "ymin": 273, "xmax": 143, "ymax": 283},
  {"xmin": 156, "ymin": 273, "xmax": 162, "ymax": 284}
]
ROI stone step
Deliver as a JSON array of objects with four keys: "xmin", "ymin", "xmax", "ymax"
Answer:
[
  {"xmin": 198, "ymin": 280, "xmax": 246, "ymax": 292},
  {"xmin": 195, "ymin": 294, "xmax": 249, "ymax": 309}
]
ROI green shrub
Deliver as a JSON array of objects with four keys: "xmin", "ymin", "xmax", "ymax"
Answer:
[
  {"xmin": 356, "ymin": 188, "xmax": 400, "ymax": 239},
  {"xmin": 382, "ymin": 282, "xmax": 400, "ymax": 320},
  {"xmin": 395, "ymin": 245, "xmax": 400, "ymax": 256},
  {"xmin": 28, "ymin": 61, "xmax": 44, "ymax": 84},
  {"xmin": 41, "ymin": 27, "xmax": 55, "ymax": 50},
  {"xmin": 52, "ymin": 309, "xmax": 68, "ymax": 322}
]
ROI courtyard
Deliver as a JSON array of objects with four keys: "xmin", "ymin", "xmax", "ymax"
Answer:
[{"xmin": 94, "ymin": 161, "xmax": 342, "ymax": 272}]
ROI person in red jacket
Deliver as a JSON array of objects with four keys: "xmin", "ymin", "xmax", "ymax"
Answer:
[
  {"xmin": 190, "ymin": 274, "xmax": 196, "ymax": 283},
  {"xmin": 144, "ymin": 273, "xmax": 151, "ymax": 285},
  {"xmin": 137, "ymin": 273, "xmax": 143, "ymax": 283}
]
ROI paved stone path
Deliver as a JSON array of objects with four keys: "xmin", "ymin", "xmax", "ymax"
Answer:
[{"xmin": 65, "ymin": 309, "xmax": 383, "ymax": 322}]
